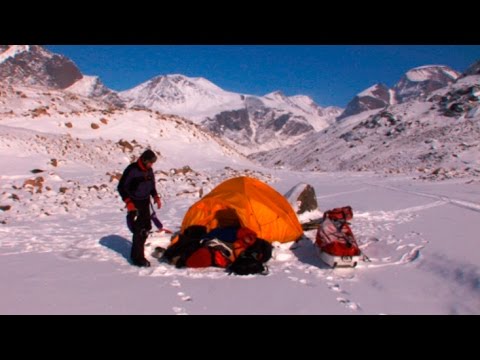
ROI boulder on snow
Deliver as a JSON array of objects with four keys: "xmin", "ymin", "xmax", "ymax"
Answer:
[{"xmin": 284, "ymin": 183, "xmax": 318, "ymax": 214}]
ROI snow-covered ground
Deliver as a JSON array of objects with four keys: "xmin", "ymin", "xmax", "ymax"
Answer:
[{"xmin": 1, "ymin": 160, "xmax": 479, "ymax": 314}]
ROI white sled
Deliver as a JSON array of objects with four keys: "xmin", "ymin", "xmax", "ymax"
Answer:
[{"xmin": 316, "ymin": 247, "xmax": 360, "ymax": 268}]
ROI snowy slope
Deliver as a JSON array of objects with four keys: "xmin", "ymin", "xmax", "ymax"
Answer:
[
  {"xmin": 0, "ymin": 83, "xmax": 249, "ymax": 172},
  {"xmin": 65, "ymin": 75, "xmax": 124, "ymax": 108}
]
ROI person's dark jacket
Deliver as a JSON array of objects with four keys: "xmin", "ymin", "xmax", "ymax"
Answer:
[{"xmin": 118, "ymin": 159, "xmax": 158, "ymax": 202}]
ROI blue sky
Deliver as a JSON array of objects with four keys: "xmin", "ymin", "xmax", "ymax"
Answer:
[{"xmin": 46, "ymin": 45, "xmax": 480, "ymax": 108}]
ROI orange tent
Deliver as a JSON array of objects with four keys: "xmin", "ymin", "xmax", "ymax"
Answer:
[{"xmin": 180, "ymin": 177, "xmax": 303, "ymax": 243}]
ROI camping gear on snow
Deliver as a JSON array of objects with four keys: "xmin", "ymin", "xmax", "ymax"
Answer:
[
  {"xmin": 163, "ymin": 224, "xmax": 270, "ymax": 272},
  {"xmin": 227, "ymin": 237, "xmax": 273, "ymax": 276},
  {"xmin": 185, "ymin": 238, "xmax": 234, "ymax": 268},
  {"xmin": 179, "ymin": 177, "xmax": 303, "ymax": 244},
  {"xmin": 315, "ymin": 206, "xmax": 361, "ymax": 268},
  {"xmin": 163, "ymin": 225, "xmax": 208, "ymax": 267}
]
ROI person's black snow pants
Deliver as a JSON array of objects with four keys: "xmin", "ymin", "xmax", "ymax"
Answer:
[{"xmin": 131, "ymin": 199, "xmax": 152, "ymax": 266}]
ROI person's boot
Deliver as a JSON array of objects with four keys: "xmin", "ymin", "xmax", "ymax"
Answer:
[
  {"xmin": 131, "ymin": 230, "xmax": 150, "ymax": 267},
  {"xmin": 132, "ymin": 258, "xmax": 151, "ymax": 267}
]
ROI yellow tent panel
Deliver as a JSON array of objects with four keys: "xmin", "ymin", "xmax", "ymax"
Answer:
[{"xmin": 180, "ymin": 177, "xmax": 303, "ymax": 243}]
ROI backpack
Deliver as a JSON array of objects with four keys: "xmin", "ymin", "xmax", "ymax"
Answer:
[
  {"xmin": 185, "ymin": 240, "xmax": 233, "ymax": 269},
  {"xmin": 163, "ymin": 225, "xmax": 208, "ymax": 267},
  {"xmin": 315, "ymin": 206, "xmax": 361, "ymax": 257},
  {"xmin": 228, "ymin": 238, "xmax": 272, "ymax": 276}
]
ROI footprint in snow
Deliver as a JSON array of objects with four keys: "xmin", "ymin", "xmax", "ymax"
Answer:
[
  {"xmin": 177, "ymin": 291, "xmax": 192, "ymax": 302},
  {"xmin": 327, "ymin": 283, "xmax": 344, "ymax": 293},
  {"xmin": 172, "ymin": 306, "xmax": 188, "ymax": 315},
  {"xmin": 170, "ymin": 279, "xmax": 181, "ymax": 287},
  {"xmin": 288, "ymin": 276, "xmax": 308, "ymax": 285},
  {"xmin": 336, "ymin": 297, "xmax": 360, "ymax": 311}
]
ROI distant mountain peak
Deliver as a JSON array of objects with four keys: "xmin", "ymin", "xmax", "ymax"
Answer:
[
  {"xmin": 405, "ymin": 65, "xmax": 459, "ymax": 82},
  {"xmin": 394, "ymin": 65, "xmax": 460, "ymax": 103},
  {"xmin": 358, "ymin": 83, "xmax": 389, "ymax": 97},
  {"xmin": 264, "ymin": 90, "xmax": 288, "ymax": 100},
  {"xmin": 0, "ymin": 45, "xmax": 82, "ymax": 89},
  {"xmin": 337, "ymin": 83, "xmax": 391, "ymax": 121},
  {"xmin": 290, "ymin": 94, "xmax": 315, "ymax": 103}
]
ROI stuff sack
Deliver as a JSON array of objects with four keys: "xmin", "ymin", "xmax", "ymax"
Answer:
[
  {"xmin": 228, "ymin": 238, "xmax": 272, "ymax": 276},
  {"xmin": 315, "ymin": 206, "xmax": 361, "ymax": 257},
  {"xmin": 163, "ymin": 225, "xmax": 208, "ymax": 267}
]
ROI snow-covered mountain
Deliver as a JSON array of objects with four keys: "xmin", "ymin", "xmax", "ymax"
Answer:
[
  {"xmin": 0, "ymin": 45, "xmax": 124, "ymax": 108},
  {"xmin": 261, "ymin": 92, "xmax": 341, "ymax": 131},
  {"xmin": 120, "ymin": 74, "xmax": 244, "ymax": 120},
  {"xmin": 120, "ymin": 75, "xmax": 342, "ymax": 153},
  {"xmin": 337, "ymin": 65, "xmax": 461, "ymax": 120},
  {"xmin": 337, "ymin": 83, "xmax": 391, "ymax": 121},
  {"xmin": 393, "ymin": 65, "xmax": 460, "ymax": 103},
  {"xmin": 65, "ymin": 75, "xmax": 125, "ymax": 108},
  {"xmin": 0, "ymin": 45, "xmax": 82, "ymax": 89},
  {"xmin": 251, "ymin": 71, "xmax": 480, "ymax": 181}
]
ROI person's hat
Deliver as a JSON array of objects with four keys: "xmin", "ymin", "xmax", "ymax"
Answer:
[{"xmin": 140, "ymin": 149, "xmax": 157, "ymax": 163}]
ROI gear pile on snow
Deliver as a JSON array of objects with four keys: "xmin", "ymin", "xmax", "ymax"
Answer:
[{"xmin": 315, "ymin": 206, "xmax": 361, "ymax": 268}]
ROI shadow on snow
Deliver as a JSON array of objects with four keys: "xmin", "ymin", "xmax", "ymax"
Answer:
[{"xmin": 99, "ymin": 235, "xmax": 132, "ymax": 264}]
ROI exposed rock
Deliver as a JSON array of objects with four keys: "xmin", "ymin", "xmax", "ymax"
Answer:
[
  {"xmin": 337, "ymin": 83, "xmax": 390, "ymax": 120},
  {"xmin": 23, "ymin": 176, "xmax": 44, "ymax": 193},
  {"xmin": 106, "ymin": 172, "xmax": 122, "ymax": 182},
  {"xmin": 462, "ymin": 60, "xmax": 480, "ymax": 77},
  {"xmin": 117, "ymin": 139, "xmax": 134, "ymax": 152},
  {"xmin": 0, "ymin": 45, "xmax": 82, "ymax": 89},
  {"xmin": 284, "ymin": 183, "xmax": 318, "ymax": 214}
]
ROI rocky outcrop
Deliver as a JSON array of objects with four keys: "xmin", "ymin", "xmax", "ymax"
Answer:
[
  {"xmin": 0, "ymin": 45, "xmax": 82, "ymax": 89},
  {"xmin": 337, "ymin": 83, "xmax": 390, "ymax": 120},
  {"xmin": 460, "ymin": 60, "xmax": 480, "ymax": 77},
  {"xmin": 284, "ymin": 183, "xmax": 318, "ymax": 214}
]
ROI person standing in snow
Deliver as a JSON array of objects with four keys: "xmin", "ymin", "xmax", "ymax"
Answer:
[{"xmin": 118, "ymin": 149, "xmax": 162, "ymax": 267}]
